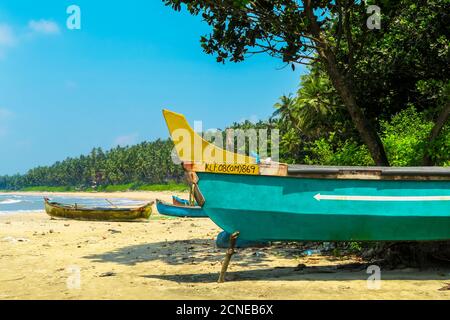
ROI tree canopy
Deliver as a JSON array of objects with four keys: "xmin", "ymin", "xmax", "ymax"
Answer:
[
  {"xmin": 163, "ymin": 0, "xmax": 449, "ymax": 166},
  {"xmin": 0, "ymin": 139, "xmax": 184, "ymax": 190}
]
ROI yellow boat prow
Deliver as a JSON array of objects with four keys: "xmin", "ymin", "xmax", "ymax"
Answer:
[{"xmin": 162, "ymin": 109, "xmax": 256, "ymax": 164}]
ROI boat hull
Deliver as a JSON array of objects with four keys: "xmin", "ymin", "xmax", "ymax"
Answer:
[
  {"xmin": 44, "ymin": 200, "xmax": 153, "ymax": 221},
  {"xmin": 197, "ymin": 173, "xmax": 450, "ymax": 241},
  {"xmin": 156, "ymin": 200, "xmax": 207, "ymax": 218}
]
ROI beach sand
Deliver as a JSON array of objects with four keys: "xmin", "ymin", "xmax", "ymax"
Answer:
[{"xmin": 1, "ymin": 191, "xmax": 449, "ymax": 300}]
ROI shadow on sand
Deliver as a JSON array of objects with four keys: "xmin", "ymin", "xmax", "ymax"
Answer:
[
  {"xmin": 84, "ymin": 238, "xmax": 274, "ymax": 267},
  {"xmin": 141, "ymin": 265, "xmax": 450, "ymax": 283},
  {"xmin": 84, "ymin": 238, "xmax": 450, "ymax": 283}
]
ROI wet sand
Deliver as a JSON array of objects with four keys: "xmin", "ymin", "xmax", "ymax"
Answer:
[{"xmin": 1, "ymin": 192, "xmax": 449, "ymax": 300}]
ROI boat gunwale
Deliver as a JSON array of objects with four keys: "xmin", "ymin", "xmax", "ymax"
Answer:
[
  {"xmin": 182, "ymin": 161, "xmax": 450, "ymax": 181},
  {"xmin": 155, "ymin": 198, "xmax": 202, "ymax": 210},
  {"xmin": 288, "ymin": 165, "xmax": 450, "ymax": 177}
]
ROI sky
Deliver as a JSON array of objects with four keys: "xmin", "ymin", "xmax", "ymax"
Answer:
[{"xmin": 0, "ymin": 1, "xmax": 304, "ymax": 175}]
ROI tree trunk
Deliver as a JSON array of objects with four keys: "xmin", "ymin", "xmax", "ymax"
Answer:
[
  {"xmin": 422, "ymin": 102, "xmax": 450, "ymax": 166},
  {"xmin": 324, "ymin": 54, "xmax": 389, "ymax": 166},
  {"xmin": 305, "ymin": 1, "xmax": 389, "ymax": 166}
]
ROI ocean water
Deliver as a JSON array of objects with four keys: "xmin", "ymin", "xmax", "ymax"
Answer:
[{"xmin": 0, "ymin": 194, "xmax": 148, "ymax": 214}]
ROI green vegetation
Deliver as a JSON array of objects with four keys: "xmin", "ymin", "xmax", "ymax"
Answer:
[
  {"xmin": 133, "ymin": 183, "xmax": 188, "ymax": 192},
  {"xmin": 164, "ymin": 0, "xmax": 449, "ymax": 167},
  {"xmin": 15, "ymin": 183, "xmax": 188, "ymax": 193},
  {"xmin": 218, "ymin": 1, "xmax": 450, "ymax": 168},
  {"xmin": 0, "ymin": 139, "xmax": 185, "ymax": 191},
  {"xmin": 299, "ymin": 107, "xmax": 449, "ymax": 167}
]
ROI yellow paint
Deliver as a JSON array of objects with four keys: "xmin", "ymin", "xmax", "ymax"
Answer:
[{"xmin": 162, "ymin": 109, "xmax": 256, "ymax": 164}]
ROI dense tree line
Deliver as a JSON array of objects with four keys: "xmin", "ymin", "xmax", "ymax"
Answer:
[{"xmin": 0, "ymin": 139, "xmax": 184, "ymax": 190}]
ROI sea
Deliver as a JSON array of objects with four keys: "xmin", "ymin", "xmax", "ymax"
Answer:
[{"xmin": 0, "ymin": 194, "xmax": 147, "ymax": 215}]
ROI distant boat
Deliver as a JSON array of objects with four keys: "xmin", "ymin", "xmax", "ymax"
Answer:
[
  {"xmin": 44, "ymin": 198, "xmax": 153, "ymax": 221},
  {"xmin": 163, "ymin": 109, "xmax": 450, "ymax": 242},
  {"xmin": 156, "ymin": 199, "xmax": 207, "ymax": 218}
]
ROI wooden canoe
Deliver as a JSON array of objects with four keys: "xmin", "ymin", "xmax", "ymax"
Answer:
[{"xmin": 44, "ymin": 198, "xmax": 153, "ymax": 221}]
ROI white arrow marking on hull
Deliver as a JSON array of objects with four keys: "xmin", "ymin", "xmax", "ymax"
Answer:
[{"xmin": 314, "ymin": 193, "xmax": 450, "ymax": 201}]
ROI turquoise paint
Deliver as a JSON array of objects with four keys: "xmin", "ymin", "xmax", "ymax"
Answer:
[
  {"xmin": 216, "ymin": 231, "xmax": 269, "ymax": 248},
  {"xmin": 156, "ymin": 201, "xmax": 207, "ymax": 218},
  {"xmin": 197, "ymin": 173, "xmax": 450, "ymax": 241}
]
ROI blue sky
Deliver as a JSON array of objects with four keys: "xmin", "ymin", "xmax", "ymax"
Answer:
[{"xmin": 0, "ymin": 1, "xmax": 303, "ymax": 175}]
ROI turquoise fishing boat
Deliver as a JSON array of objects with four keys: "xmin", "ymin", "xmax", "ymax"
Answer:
[
  {"xmin": 163, "ymin": 109, "xmax": 450, "ymax": 242},
  {"xmin": 196, "ymin": 170, "xmax": 450, "ymax": 241}
]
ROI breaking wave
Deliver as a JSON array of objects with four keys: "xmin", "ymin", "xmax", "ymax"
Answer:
[{"xmin": 0, "ymin": 199, "xmax": 22, "ymax": 205}]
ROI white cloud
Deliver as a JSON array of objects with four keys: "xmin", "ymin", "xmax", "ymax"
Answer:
[
  {"xmin": 0, "ymin": 24, "xmax": 17, "ymax": 59},
  {"xmin": 28, "ymin": 19, "xmax": 60, "ymax": 35},
  {"xmin": 0, "ymin": 108, "xmax": 13, "ymax": 119},
  {"xmin": 0, "ymin": 20, "xmax": 60, "ymax": 59},
  {"xmin": 114, "ymin": 133, "xmax": 139, "ymax": 147},
  {"xmin": 0, "ymin": 24, "xmax": 16, "ymax": 47}
]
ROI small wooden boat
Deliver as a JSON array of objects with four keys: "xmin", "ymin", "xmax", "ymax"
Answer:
[
  {"xmin": 156, "ymin": 199, "xmax": 207, "ymax": 218},
  {"xmin": 44, "ymin": 198, "xmax": 153, "ymax": 221}
]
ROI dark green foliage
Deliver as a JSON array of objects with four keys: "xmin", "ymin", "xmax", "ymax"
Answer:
[
  {"xmin": 163, "ymin": 0, "xmax": 450, "ymax": 166},
  {"xmin": 300, "ymin": 107, "xmax": 449, "ymax": 166},
  {"xmin": 345, "ymin": 1, "xmax": 450, "ymax": 120},
  {"xmin": 232, "ymin": 105, "xmax": 449, "ymax": 166}
]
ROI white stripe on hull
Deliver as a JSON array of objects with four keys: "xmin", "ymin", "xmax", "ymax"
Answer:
[{"xmin": 314, "ymin": 193, "xmax": 450, "ymax": 201}]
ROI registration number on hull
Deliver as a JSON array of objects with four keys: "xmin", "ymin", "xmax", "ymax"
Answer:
[{"xmin": 204, "ymin": 163, "xmax": 259, "ymax": 175}]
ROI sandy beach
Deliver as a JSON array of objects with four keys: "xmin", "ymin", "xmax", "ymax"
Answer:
[{"xmin": 1, "ymin": 191, "xmax": 449, "ymax": 300}]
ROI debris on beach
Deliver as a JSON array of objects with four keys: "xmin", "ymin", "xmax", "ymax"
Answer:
[
  {"xmin": 294, "ymin": 264, "xmax": 336, "ymax": 274},
  {"xmin": 99, "ymin": 272, "xmax": 116, "ymax": 277},
  {"xmin": 438, "ymin": 283, "xmax": 450, "ymax": 291},
  {"xmin": 303, "ymin": 249, "xmax": 322, "ymax": 256},
  {"xmin": 1, "ymin": 236, "xmax": 30, "ymax": 243}
]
